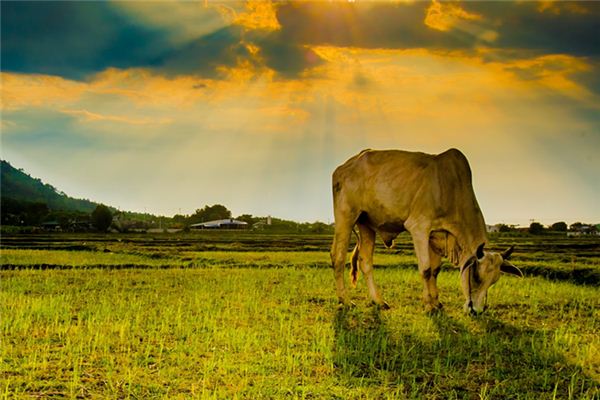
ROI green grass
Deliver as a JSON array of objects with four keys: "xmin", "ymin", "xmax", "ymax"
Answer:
[
  {"xmin": 1, "ymin": 241, "xmax": 599, "ymax": 399},
  {"xmin": 0, "ymin": 249, "xmax": 176, "ymax": 268}
]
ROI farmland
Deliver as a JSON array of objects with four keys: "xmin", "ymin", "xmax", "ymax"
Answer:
[{"xmin": 1, "ymin": 232, "xmax": 599, "ymax": 399}]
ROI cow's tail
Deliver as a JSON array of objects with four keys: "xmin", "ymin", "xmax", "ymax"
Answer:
[{"xmin": 350, "ymin": 228, "xmax": 360, "ymax": 287}]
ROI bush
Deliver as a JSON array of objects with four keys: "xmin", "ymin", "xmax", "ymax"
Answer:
[
  {"xmin": 529, "ymin": 222, "xmax": 545, "ymax": 235},
  {"xmin": 91, "ymin": 205, "xmax": 113, "ymax": 232},
  {"xmin": 550, "ymin": 221, "xmax": 567, "ymax": 232}
]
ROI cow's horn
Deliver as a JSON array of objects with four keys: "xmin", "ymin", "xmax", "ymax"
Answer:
[
  {"xmin": 476, "ymin": 242, "xmax": 485, "ymax": 260},
  {"xmin": 502, "ymin": 245, "xmax": 514, "ymax": 260}
]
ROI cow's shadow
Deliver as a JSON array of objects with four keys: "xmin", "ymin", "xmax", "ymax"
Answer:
[{"xmin": 333, "ymin": 307, "xmax": 598, "ymax": 398}]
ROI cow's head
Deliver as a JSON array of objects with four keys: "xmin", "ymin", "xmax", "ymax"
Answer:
[{"xmin": 461, "ymin": 244, "xmax": 523, "ymax": 315}]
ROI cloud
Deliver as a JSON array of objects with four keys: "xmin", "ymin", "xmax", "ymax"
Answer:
[
  {"xmin": 252, "ymin": 35, "xmax": 324, "ymax": 78},
  {"xmin": 1, "ymin": 1, "xmax": 170, "ymax": 80},
  {"xmin": 233, "ymin": 1, "xmax": 281, "ymax": 31},
  {"xmin": 158, "ymin": 26, "xmax": 250, "ymax": 77},
  {"xmin": 272, "ymin": 2, "xmax": 600, "ymax": 58},
  {"xmin": 274, "ymin": 2, "xmax": 451, "ymax": 50},
  {"xmin": 1, "ymin": 73, "xmax": 86, "ymax": 110},
  {"xmin": 424, "ymin": 0, "xmax": 482, "ymax": 32},
  {"xmin": 484, "ymin": 54, "xmax": 600, "ymax": 108},
  {"xmin": 0, "ymin": 1, "xmax": 265, "ymax": 80},
  {"xmin": 111, "ymin": 1, "xmax": 232, "ymax": 45},
  {"xmin": 60, "ymin": 109, "xmax": 173, "ymax": 126},
  {"xmin": 466, "ymin": 2, "xmax": 600, "ymax": 57},
  {"xmin": 4, "ymin": 1, "xmax": 598, "ymax": 84}
]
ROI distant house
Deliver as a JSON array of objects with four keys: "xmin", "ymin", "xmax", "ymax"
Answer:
[
  {"xmin": 190, "ymin": 219, "xmax": 248, "ymax": 230},
  {"xmin": 567, "ymin": 224, "xmax": 600, "ymax": 237},
  {"xmin": 40, "ymin": 221, "xmax": 61, "ymax": 231},
  {"xmin": 252, "ymin": 221, "xmax": 267, "ymax": 230},
  {"xmin": 252, "ymin": 216, "xmax": 273, "ymax": 230},
  {"xmin": 486, "ymin": 224, "xmax": 501, "ymax": 233}
]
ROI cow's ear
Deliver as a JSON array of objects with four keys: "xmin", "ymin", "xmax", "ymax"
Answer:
[
  {"xmin": 502, "ymin": 245, "xmax": 514, "ymax": 260},
  {"xmin": 476, "ymin": 242, "xmax": 485, "ymax": 260},
  {"xmin": 500, "ymin": 260, "xmax": 523, "ymax": 277}
]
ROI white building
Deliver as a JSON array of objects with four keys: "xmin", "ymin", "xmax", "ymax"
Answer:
[{"xmin": 190, "ymin": 219, "xmax": 248, "ymax": 230}]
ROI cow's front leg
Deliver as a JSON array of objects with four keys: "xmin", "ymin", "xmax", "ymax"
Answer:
[
  {"xmin": 412, "ymin": 231, "xmax": 442, "ymax": 313},
  {"xmin": 424, "ymin": 246, "xmax": 443, "ymax": 311}
]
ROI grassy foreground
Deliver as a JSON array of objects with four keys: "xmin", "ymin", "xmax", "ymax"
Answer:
[{"xmin": 1, "ymin": 247, "xmax": 599, "ymax": 399}]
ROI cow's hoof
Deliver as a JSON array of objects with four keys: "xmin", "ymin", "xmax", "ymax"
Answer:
[
  {"xmin": 337, "ymin": 301, "xmax": 356, "ymax": 310},
  {"xmin": 468, "ymin": 308, "xmax": 484, "ymax": 318},
  {"xmin": 374, "ymin": 301, "xmax": 390, "ymax": 310},
  {"xmin": 425, "ymin": 303, "xmax": 444, "ymax": 315}
]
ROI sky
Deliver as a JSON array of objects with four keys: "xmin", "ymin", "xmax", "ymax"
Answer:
[{"xmin": 1, "ymin": 0, "xmax": 599, "ymax": 225}]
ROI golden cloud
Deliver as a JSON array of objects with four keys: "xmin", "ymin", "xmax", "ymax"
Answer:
[
  {"xmin": 537, "ymin": 1, "xmax": 589, "ymax": 15},
  {"xmin": 234, "ymin": 1, "xmax": 280, "ymax": 31},
  {"xmin": 1, "ymin": 73, "xmax": 86, "ymax": 110},
  {"xmin": 60, "ymin": 108, "xmax": 173, "ymax": 126},
  {"xmin": 89, "ymin": 68, "xmax": 213, "ymax": 108},
  {"xmin": 3, "ymin": 44, "xmax": 598, "ymax": 145},
  {"xmin": 483, "ymin": 53, "xmax": 599, "ymax": 107},
  {"xmin": 424, "ymin": 0, "xmax": 482, "ymax": 32}
]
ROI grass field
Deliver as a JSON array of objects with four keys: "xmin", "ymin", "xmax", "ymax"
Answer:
[{"xmin": 1, "ymin": 233, "xmax": 599, "ymax": 399}]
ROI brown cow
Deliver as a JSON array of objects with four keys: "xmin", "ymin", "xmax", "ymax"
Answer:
[{"xmin": 330, "ymin": 148, "xmax": 522, "ymax": 314}]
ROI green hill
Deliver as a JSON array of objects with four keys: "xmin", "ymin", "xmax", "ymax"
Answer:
[{"xmin": 1, "ymin": 160, "xmax": 97, "ymax": 213}]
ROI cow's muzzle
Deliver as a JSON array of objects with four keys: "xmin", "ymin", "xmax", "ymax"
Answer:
[{"xmin": 465, "ymin": 300, "xmax": 487, "ymax": 316}]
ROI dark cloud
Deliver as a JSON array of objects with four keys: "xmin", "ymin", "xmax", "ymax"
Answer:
[
  {"xmin": 465, "ymin": 2, "xmax": 600, "ymax": 57},
  {"xmin": 159, "ymin": 26, "xmax": 249, "ymax": 77},
  {"xmin": 1, "ymin": 1, "xmax": 170, "ymax": 79},
  {"xmin": 572, "ymin": 58, "xmax": 600, "ymax": 97},
  {"xmin": 0, "ymin": 1, "xmax": 245, "ymax": 80},
  {"xmin": 270, "ymin": 2, "xmax": 600, "ymax": 57},
  {"xmin": 3, "ymin": 1, "xmax": 599, "ymax": 81},
  {"xmin": 273, "ymin": 2, "xmax": 460, "ymax": 50},
  {"xmin": 252, "ymin": 33, "xmax": 324, "ymax": 78}
]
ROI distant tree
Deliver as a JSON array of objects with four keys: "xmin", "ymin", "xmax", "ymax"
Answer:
[
  {"xmin": 170, "ymin": 214, "xmax": 187, "ymax": 228},
  {"xmin": 267, "ymin": 217, "xmax": 301, "ymax": 232},
  {"xmin": 309, "ymin": 221, "xmax": 331, "ymax": 234},
  {"xmin": 172, "ymin": 214, "xmax": 187, "ymax": 223},
  {"xmin": 189, "ymin": 204, "xmax": 231, "ymax": 224},
  {"xmin": 569, "ymin": 222, "xmax": 583, "ymax": 232},
  {"xmin": 497, "ymin": 224, "xmax": 513, "ymax": 233},
  {"xmin": 0, "ymin": 197, "xmax": 50, "ymax": 225},
  {"xmin": 550, "ymin": 221, "xmax": 568, "ymax": 232},
  {"xmin": 91, "ymin": 204, "xmax": 113, "ymax": 232},
  {"xmin": 529, "ymin": 222, "xmax": 545, "ymax": 235},
  {"xmin": 22, "ymin": 202, "xmax": 49, "ymax": 225}
]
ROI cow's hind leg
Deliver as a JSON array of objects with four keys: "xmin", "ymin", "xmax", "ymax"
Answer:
[
  {"xmin": 331, "ymin": 217, "xmax": 355, "ymax": 307},
  {"xmin": 357, "ymin": 224, "xmax": 389, "ymax": 309}
]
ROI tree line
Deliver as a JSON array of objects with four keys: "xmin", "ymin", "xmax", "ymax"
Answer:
[
  {"xmin": 1, "ymin": 200, "xmax": 334, "ymax": 234},
  {"xmin": 495, "ymin": 221, "xmax": 598, "ymax": 235}
]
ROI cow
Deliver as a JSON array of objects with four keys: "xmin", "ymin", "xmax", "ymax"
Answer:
[{"xmin": 330, "ymin": 148, "xmax": 523, "ymax": 315}]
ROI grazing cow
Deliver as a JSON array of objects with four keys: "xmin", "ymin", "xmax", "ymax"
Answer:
[{"xmin": 330, "ymin": 148, "xmax": 522, "ymax": 314}]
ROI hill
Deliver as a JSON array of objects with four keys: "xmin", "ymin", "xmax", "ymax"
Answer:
[{"xmin": 1, "ymin": 160, "xmax": 97, "ymax": 213}]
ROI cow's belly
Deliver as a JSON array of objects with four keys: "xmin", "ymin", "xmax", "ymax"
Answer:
[{"xmin": 357, "ymin": 212, "xmax": 406, "ymax": 248}]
